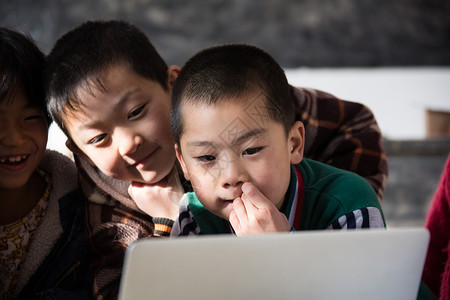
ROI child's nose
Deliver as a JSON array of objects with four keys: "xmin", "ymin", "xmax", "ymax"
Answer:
[
  {"xmin": 220, "ymin": 159, "xmax": 248, "ymax": 189},
  {"xmin": 0, "ymin": 123, "xmax": 26, "ymax": 146},
  {"xmin": 116, "ymin": 129, "xmax": 143, "ymax": 157}
]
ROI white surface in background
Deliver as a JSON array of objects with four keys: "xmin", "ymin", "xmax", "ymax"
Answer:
[
  {"xmin": 47, "ymin": 67, "xmax": 450, "ymax": 156},
  {"xmin": 47, "ymin": 124, "xmax": 72, "ymax": 157},
  {"xmin": 285, "ymin": 67, "xmax": 450, "ymax": 140}
]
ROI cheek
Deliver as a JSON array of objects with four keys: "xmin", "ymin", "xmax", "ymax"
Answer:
[
  {"xmin": 82, "ymin": 148, "xmax": 120, "ymax": 177},
  {"xmin": 34, "ymin": 123, "xmax": 49, "ymax": 148},
  {"xmin": 147, "ymin": 105, "xmax": 171, "ymax": 130},
  {"xmin": 100, "ymin": 154, "xmax": 122, "ymax": 173},
  {"xmin": 144, "ymin": 118, "xmax": 174, "ymax": 146},
  {"xmin": 250, "ymin": 158, "xmax": 290, "ymax": 202},
  {"xmin": 185, "ymin": 163, "xmax": 216, "ymax": 193}
]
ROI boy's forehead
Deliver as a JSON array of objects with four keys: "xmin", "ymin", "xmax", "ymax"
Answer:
[
  {"xmin": 180, "ymin": 93, "xmax": 275, "ymax": 144},
  {"xmin": 1, "ymin": 83, "xmax": 30, "ymax": 106},
  {"xmin": 71, "ymin": 62, "xmax": 164, "ymax": 101},
  {"xmin": 72, "ymin": 69, "xmax": 112, "ymax": 99},
  {"xmin": 64, "ymin": 82, "xmax": 100, "ymax": 114},
  {"xmin": 60, "ymin": 80, "xmax": 110, "ymax": 128},
  {"xmin": 181, "ymin": 91, "xmax": 271, "ymax": 124},
  {"xmin": 66, "ymin": 64, "xmax": 133, "ymax": 109},
  {"xmin": 59, "ymin": 101, "xmax": 90, "ymax": 130}
]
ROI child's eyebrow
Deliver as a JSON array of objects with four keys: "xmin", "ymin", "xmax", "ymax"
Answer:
[
  {"xmin": 115, "ymin": 88, "xmax": 140, "ymax": 108},
  {"xmin": 79, "ymin": 88, "xmax": 140, "ymax": 130},
  {"xmin": 233, "ymin": 128, "xmax": 266, "ymax": 145},
  {"xmin": 185, "ymin": 141, "xmax": 214, "ymax": 148},
  {"xmin": 186, "ymin": 128, "xmax": 266, "ymax": 148}
]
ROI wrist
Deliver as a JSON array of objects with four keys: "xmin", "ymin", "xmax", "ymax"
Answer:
[{"xmin": 153, "ymin": 217, "xmax": 175, "ymax": 237}]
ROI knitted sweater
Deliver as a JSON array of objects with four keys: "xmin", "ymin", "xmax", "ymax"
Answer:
[
  {"xmin": 3, "ymin": 150, "xmax": 90, "ymax": 299},
  {"xmin": 291, "ymin": 86, "xmax": 387, "ymax": 201},
  {"xmin": 78, "ymin": 85, "xmax": 388, "ymax": 300},
  {"xmin": 76, "ymin": 156, "xmax": 175, "ymax": 300}
]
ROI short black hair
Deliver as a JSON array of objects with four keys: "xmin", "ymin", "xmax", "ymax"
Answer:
[
  {"xmin": 0, "ymin": 27, "xmax": 50, "ymax": 124},
  {"xmin": 171, "ymin": 44, "xmax": 295, "ymax": 145},
  {"xmin": 45, "ymin": 20, "xmax": 168, "ymax": 136}
]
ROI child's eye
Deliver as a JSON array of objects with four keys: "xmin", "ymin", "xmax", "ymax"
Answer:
[
  {"xmin": 89, "ymin": 134, "xmax": 107, "ymax": 145},
  {"xmin": 128, "ymin": 105, "xmax": 145, "ymax": 119},
  {"xmin": 24, "ymin": 114, "xmax": 44, "ymax": 121},
  {"xmin": 243, "ymin": 147, "xmax": 263, "ymax": 155},
  {"xmin": 24, "ymin": 110, "xmax": 45, "ymax": 121},
  {"xmin": 195, "ymin": 155, "xmax": 216, "ymax": 162}
]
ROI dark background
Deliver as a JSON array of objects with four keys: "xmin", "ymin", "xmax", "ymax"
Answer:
[{"xmin": 1, "ymin": 0, "xmax": 450, "ymax": 68}]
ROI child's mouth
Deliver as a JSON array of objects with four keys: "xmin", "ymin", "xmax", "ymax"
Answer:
[
  {"xmin": 133, "ymin": 148, "xmax": 158, "ymax": 169},
  {"xmin": 0, "ymin": 155, "xmax": 28, "ymax": 165}
]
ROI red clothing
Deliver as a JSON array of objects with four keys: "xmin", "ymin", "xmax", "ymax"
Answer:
[{"xmin": 423, "ymin": 154, "xmax": 450, "ymax": 300}]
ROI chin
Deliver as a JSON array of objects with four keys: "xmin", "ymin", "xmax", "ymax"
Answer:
[{"xmin": 142, "ymin": 168, "xmax": 171, "ymax": 184}]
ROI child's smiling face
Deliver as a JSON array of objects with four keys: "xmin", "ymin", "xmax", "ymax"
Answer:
[
  {"xmin": 64, "ymin": 63, "xmax": 178, "ymax": 184},
  {"xmin": 176, "ymin": 93, "xmax": 304, "ymax": 220},
  {"xmin": 0, "ymin": 84, "xmax": 48, "ymax": 191}
]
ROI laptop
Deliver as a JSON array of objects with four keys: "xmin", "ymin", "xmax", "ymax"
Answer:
[{"xmin": 118, "ymin": 228, "xmax": 429, "ymax": 300}]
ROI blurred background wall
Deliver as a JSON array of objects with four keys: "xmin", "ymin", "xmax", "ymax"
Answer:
[
  {"xmin": 1, "ymin": 0, "xmax": 449, "ymax": 67},
  {"xmin": 1, "ymin": 0, "xmax": 449, "ymax": 227}
]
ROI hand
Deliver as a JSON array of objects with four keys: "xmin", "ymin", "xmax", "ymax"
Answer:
[
  {"xmin": 229, "ymin": 182, "xmax": 291, "ymax": 236},
  {"xmin": 128, "ymin": 166, "xmax": 184, "ymax": 220}
]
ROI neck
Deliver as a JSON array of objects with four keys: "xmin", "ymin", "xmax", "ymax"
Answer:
[{"xmin": 0, "ymin": 172, "xmax": 47, "ymax": 225}]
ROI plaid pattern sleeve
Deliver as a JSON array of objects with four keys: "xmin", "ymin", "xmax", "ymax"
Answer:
[
  {"xmin": 76, "ymin": 156, "xmax": 171, "ymax": 300},
  {"xmin": 86, "ymin": 201, "xmax": 155, "ymax": 299},
  {"xmin": 291, "ymin": 86, "xmax": 388, "ymax": 201}
]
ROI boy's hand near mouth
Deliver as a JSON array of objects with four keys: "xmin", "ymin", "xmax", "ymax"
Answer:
[{"xmin": 229, "ymin": 182, "xmax": 291, "ymax": 236}]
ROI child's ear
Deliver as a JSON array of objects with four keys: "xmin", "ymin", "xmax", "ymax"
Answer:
[
  {"xmin": 167, "ymin": 65, "xmax": 181, "ymax": 90},
  {"xmin": 174, "ymin": 144, "xmax": 190, "ymax": 181},
  {"xmin": 65, "ymin": 139, "xmax": 95, "ymax": 166},
  {"xmin": 288, "ymin": 121, "xmax": 305, "ymax": 165}
]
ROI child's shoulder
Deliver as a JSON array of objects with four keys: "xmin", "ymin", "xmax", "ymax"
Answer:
[
  {"xmin": 298, "ymin": 158, "xmax": 379, "ymax": 208},
  {"xmin": 39, "ymin": 150, "xmax": 76, "ymax": 171},
  {"xmin": 39, "ymin": 150, "xmax": 78, "ymax": 193},
  {"xmin": 296, "ymin": 159, "xmax": 385, "ymax": 229},
  {"xmin": 300, "ymin": 158, "xmax": 374, "ymax": 188}
]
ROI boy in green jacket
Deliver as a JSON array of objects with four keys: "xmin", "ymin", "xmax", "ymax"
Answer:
[{"xmin": 170, "ymin": 44, "xmax": 385, "ymax": 236}]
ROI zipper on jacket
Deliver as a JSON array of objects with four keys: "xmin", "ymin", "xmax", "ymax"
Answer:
[{"xmin": 53, "ymin": 259, "xmax": 82, "ymax": 288}]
